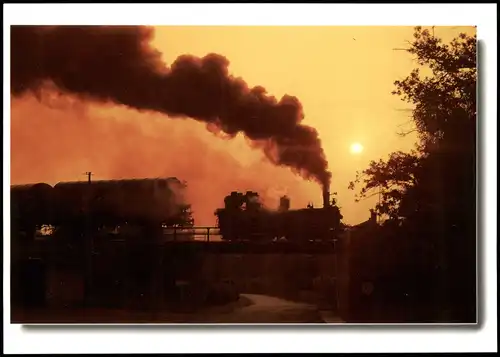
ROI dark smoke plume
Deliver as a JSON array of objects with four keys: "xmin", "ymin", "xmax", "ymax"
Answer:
[{"xmin": 10, "ymin": 25, "xmax": 331, "ymax": 187}]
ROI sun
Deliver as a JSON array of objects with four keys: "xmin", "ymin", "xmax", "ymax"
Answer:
[{"xmin": 350, "ymin": 142, "xmax": 364, "ymax": 155}]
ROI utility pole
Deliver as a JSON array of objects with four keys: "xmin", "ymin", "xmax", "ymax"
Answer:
[{"xmin": 84, "ymin": 171, "xmax": 93, "ymax": 184}]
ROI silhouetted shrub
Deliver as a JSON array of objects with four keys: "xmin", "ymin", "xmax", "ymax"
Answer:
[{"xmin": 205, "ymin": 280, "xmax": 239, "ymax": 306}]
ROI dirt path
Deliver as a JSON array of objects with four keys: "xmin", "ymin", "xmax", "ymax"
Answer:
[{"xmin": 207, "ymin": 294, "xmax": 326, "ymax": 323}]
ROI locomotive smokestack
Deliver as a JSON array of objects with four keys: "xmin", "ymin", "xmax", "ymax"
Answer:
[
  {"xmin": 322, "ymin": 187, "xmax": 330, "ymax": 208},
  {"xmin": 279, "ymin": 195, "xmax": 290, "ymax": 212}
]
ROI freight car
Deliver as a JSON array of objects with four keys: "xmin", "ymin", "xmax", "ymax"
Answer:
[
  {"xmin": 214, "ymin": 189, "xmax": 343, "ymax": 242},
  {"xmin": 10, "ymin": 177, "xmax": 192, "ymax": 240},
  {"xmin": 11, "ymin": 183, "xmax": 55, "ymax": 239}
]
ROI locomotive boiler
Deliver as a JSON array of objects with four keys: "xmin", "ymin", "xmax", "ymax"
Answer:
[{"xmin": 214, "ymin": 188, "xmax": 344, "ymax": 242}]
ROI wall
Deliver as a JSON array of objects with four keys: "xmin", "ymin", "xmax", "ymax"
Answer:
[
  {"xmin": 199, "ymin": 252, "xmax": 341, "ymax": 310},
  {"xmin": 12, "ymin": 238, "xmax": 351, "ymax": 317}
]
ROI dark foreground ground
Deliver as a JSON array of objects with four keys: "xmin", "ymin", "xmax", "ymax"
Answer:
[{"xmin": 12, "ymin": 294, "xmax": 332, "ymax": 324}]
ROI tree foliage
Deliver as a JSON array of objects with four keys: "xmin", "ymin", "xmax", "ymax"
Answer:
[
  {"xmin": 348, "ymin": 27, "xmax": 477, "ymax": 322},
  {"xmin": 348, "ymin": 150, "xmax": 421, "ymax": 219},
  {"xmin": 350, "ymin": 26, "xmax": 476, "ymax": 222},
  {"xmin": 176, "ymin": 204, "xmax": 195, "ymax": 227},
  {"xmin": 394, "ymin": 27, "xmax": 476, "ymax": 151}
]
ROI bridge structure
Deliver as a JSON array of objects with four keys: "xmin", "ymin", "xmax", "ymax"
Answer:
[
  {"xmin": 110, "ymin": 225, "xmax": 340, "ymax": 249},
  {"xmin": 159, "ymin": 226, "xmax": 220, "ymax": 242},
  {"xmin": 11, "ymin": 226, "xmax": 351, "ymax": 321}
]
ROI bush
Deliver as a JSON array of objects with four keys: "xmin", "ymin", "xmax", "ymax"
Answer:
[{"xmin": 205, "ymin": 280, "xmax": 239, "ymax": 306}]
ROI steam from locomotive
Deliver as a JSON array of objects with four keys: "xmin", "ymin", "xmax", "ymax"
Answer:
[{"xmin": 10, "ymin": 26, "xmax": 331, "ymax": 188}]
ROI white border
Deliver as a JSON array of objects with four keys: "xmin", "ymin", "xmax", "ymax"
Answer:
[{"xmin": 3, "ymin": 3, "xmax": 497, "ymax": 354}]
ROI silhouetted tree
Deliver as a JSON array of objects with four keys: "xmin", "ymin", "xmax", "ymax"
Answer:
[
  {"xmin": 348, "ymin": 150, "xmax": 421, "ymax": 219},
  {"xmin": 349, "ymin": 27, "xmax": 477, "ymax": 322},
  {"xmin": 171, "ymin": 204, "xmax": 195, "ymax": 227}
]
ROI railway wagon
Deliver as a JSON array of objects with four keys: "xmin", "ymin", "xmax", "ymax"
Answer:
[
  {"xmin": 52, "ymin": 177, "xmax": 188, "ymax": 234},
  {"xmin": 11, "ymin": 177, "xmax": 190, "ymax": 240},
  {"xmin": 11, "ymin": 183, "xmax": 55, "ymax": 238}
]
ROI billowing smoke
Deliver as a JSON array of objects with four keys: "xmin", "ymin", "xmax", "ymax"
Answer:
[
  {"xmin": 10, "ymin": 94, "xmax": 320, "ymax": 225},
  {"xmin": 10, "ymin": 25, "xmax": 331, "ymax": 187}
]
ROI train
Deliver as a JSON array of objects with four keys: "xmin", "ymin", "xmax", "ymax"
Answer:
[
  {"xmin": 214, "ymin": 188, "xmax": 344, "ymax": 242},
  {"xmin": 10, "ymin": 177, "xmax": 193, "ymax": 240},
  {"xmin": 11, "ymin": 177, "xmax": 344, "ymax": 244}
]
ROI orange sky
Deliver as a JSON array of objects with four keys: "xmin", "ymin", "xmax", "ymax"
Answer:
[{"xmin": 10, "ymin": 26, "xmax": 475, "ymax": 225}]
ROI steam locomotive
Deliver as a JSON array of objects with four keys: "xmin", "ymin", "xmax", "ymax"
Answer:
[
  {"xmin": 214, "ymin": 189, "xmax": 344, "ymax": 242},
  {"xmin": 11, "ymin": 177, "xmax": 192, "ymax": 240}
]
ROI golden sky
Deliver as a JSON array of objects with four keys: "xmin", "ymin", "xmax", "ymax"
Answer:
[
  {"xmin": 10, "ymin": 25, "xmax": 475, "ymax": 225},
  {"xmin": 151, "ymin": 25, "xmax": 474, "ymax": 224}
]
